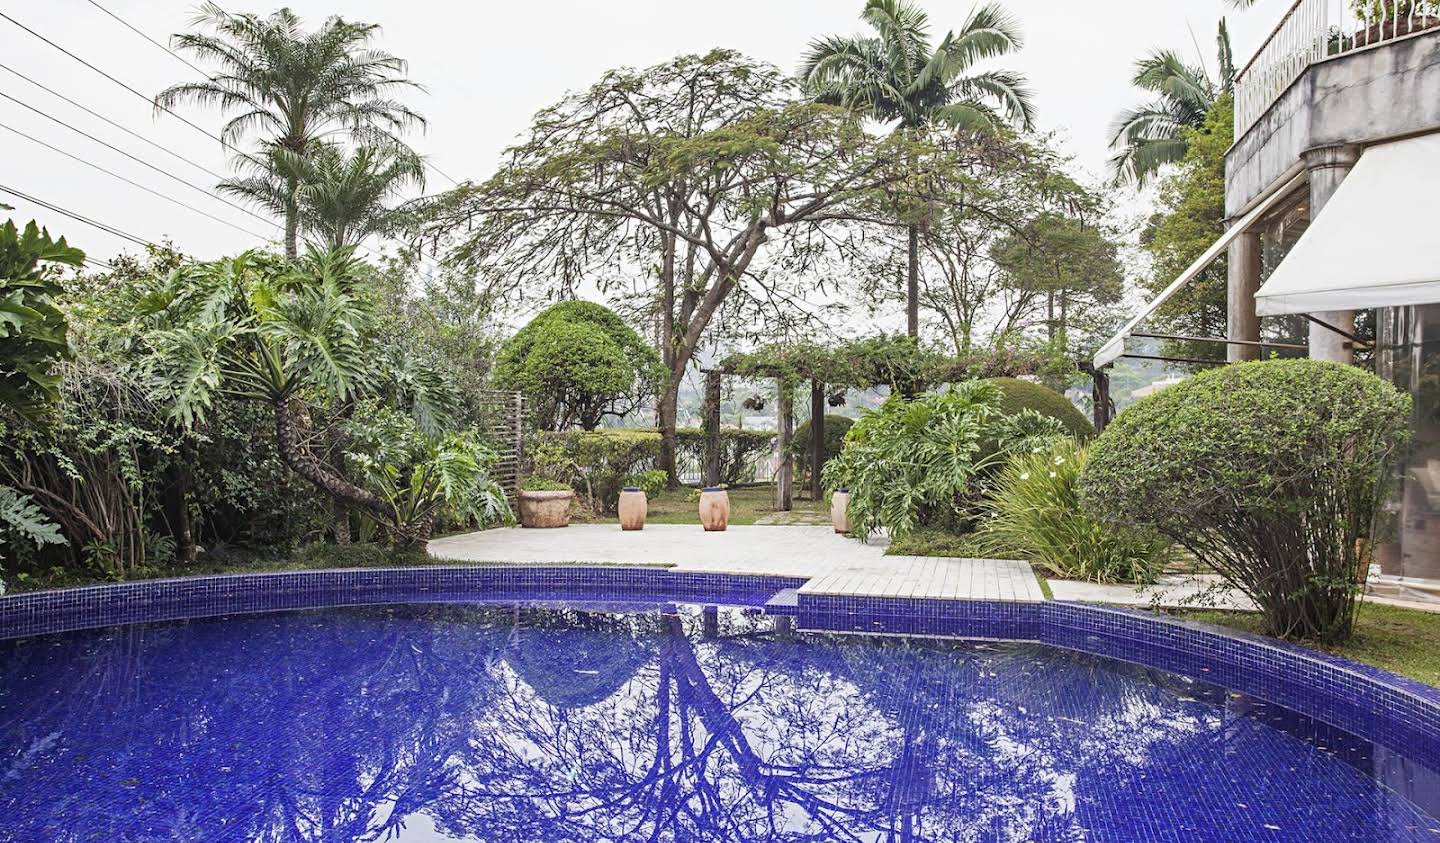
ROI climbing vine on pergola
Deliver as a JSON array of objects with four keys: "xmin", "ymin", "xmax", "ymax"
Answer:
[{"xmin": 705, "ymin": 336, "xmax": 1061, "ymax": 510}]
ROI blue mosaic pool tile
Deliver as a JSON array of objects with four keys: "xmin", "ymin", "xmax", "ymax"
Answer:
[{"xmin": 3, "ymin": 564, "xmax": 1438, "ymax": 789}]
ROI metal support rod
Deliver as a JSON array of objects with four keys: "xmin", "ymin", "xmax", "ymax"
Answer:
[
  {"xmin": 1301, "ymin": 314, "xmax": 1373, "ymax": 348},
  {"xmin": 1129, "ymin": 332, "xmax": 1308, "ymax": 351},
  {"xmin": 809, "ymin": 379, "xmax": 824, "ymax": 501}
]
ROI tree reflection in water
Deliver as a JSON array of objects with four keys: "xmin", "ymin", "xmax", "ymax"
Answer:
[{"xmin": 0, "ymin": 604, "xmax": 1432, "ymax": 842}]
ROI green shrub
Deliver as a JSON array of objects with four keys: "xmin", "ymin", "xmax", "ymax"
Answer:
[
  {"xmin": 532, "ymin": 429, "xmax": 662, "ymax": 513},
  {"xmin": 982, "ymin": 438, "xmax": 1170, "ymax": 583},
  {"xmin": 1079, "ymin": 359, "xmax": 1410, "ymax": 643},
  {"xmin": 884, "ymin": 529, "xmax": 998, "ymax": 558},
  {"xmin": 492, "ymin": 301, "xmax": 663, "ymax": 431},
  {"xmin": 521, "ymin": 476, "xmax": 572, "ymax": 492},
  {"xmin": 792, "ymin": 414, "xmax": 853, "ymax": 480},
  {"xmin": 675, "ymin": 428, "xmax": 775, "ymax": 485},
  {"xmin": 983, "ymin": 377, "xmax": 1093, "ymax": 440},
  {"xmin": 823, "ymin": 381, "xmax": 1065, "ymax": 538},
  {"xmin": 622, "ymin": 469, "xmax": 668, "ymax": 498}
]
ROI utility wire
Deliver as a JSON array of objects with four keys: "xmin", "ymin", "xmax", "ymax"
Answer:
[
  {"xmin": 0, "ymin": 183, "xmax": 156, "ymax": 248},
  {"xmin": 74, "ymin": 0, "xmax": 463, "ymax": 189},
  {"xmin": 81, "ymin": 0, "xmax": 210, "ymax": 78},
  {"xmin": 0, "ymin": 9, "xmax": 237, "ymax": 153},
  {"xmin": 0, "ymin": 89, "xmax": 281, "ymax": 231},
  {"xmin": 0, "ymin": 61, "xmax": 225, "ymax": 183},
  {"xmin": 0, "ymin": 122, "xmax": 273, "ymax": 241}
]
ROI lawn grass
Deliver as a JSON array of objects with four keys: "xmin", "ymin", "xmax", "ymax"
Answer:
[
  {"xmin": 585, "ymin": 485, "xmax": 827, "ymax": 526},
  {"xmin": 1182, "ymin": 601, "xmax": 1440, "ymax": 688},
  {"xmin": 884, "ymin": 529, "xmax": 995, "ymax": 558}
]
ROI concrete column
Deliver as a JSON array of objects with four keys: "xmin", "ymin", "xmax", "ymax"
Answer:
[
  {"xmin": 1303, "ymin": 144, "xmax": 1363, "ymax": 363},
  {"xmin": 1226, "ymin": 227, "xmax": 1263, "ymax": 363}
]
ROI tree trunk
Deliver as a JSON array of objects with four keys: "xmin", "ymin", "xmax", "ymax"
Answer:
[
  {"xmin": 333, "ymin": 502, "xmax": 351, "ymax": 545},
  {"xmin": 284, "ymin": 172, "xmax": 299, "ymax": 259},
  {"xmin": 774, "ymin": 382, "xmax": 793, "ymax": 513},
  {"xmin": 906, "ymin": 224, "xmax": 920, "ymax": 339},
  {"xmin": 163, "ymin": 463, "xmax": 196, "ymax": 563},
  {"xmin": 657, "ymin": 388, "xmax": 681, "ymax": 489},
  {"xmin": 272, "ymin": 397, "xmax": 392, "ymax": 524}
]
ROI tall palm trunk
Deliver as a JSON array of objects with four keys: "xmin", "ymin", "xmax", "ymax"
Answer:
[
  {"xmin": 272, "ymin": 397, "xmax": 391, "ymax": 522},
  {"xmin": 283, "ymin": 174, "xmax": 299, "ymax": 259},
  {"xmin": 906, "ymin": 223, "xmax": 920, "ymax": 338}
]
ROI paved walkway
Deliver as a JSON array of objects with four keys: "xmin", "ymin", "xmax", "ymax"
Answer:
[
  {"xmin": 430, "ymin": 525, "xmax": 1045, "ymax": 602},
  {"xmin": 1046, "ymin": 574, "xmax": 1257, "ymax": 611}
]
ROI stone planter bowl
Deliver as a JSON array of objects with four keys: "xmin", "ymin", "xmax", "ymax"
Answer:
[{"xmin": 518, "ymin": 490, "xmax": 574, "ymax": 528}]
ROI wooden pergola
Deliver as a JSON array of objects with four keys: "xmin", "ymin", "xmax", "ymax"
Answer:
[{"xmin": 699, "ymin": 339, "xmax": 1054, "ymax": 511}]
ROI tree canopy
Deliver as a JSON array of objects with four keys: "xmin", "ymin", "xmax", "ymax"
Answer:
[{"xmin": 493, "ymin": 301, "xmax": 663, "ymax": 431}]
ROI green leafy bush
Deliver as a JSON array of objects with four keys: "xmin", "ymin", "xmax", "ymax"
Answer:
[
  {"xmin": 1080, "ymin": 359, "xmax": 1410, "ymax": 643},
  {"xmin": 675, "ymin": 428, "xmax": 775, "ymax": 485},
  {"xmin": 532, "ymin": 429, "xmax": 662, "ymax": 513},
  {"xmin": 792, "ymin": 414, "xmax": 853, "ymax": 480},
  {"xmin": 823, "ymin": 381, "xmax": 1065, "ymax": 538},
  {"xmin": 983, "ymin": 377, "xmax": 1093, "ymax": 440},
  {"xmin": 622, "ymin": 469, "xmax": 668, "ymax": 498},
  {"xmin": 982, "ymin": 438, "xmax": 1170, "ymax": 583},
  {"xmin": 521, "ymin": 476, "xmax": 572, "ymax": 492},
  {"xmin": 492, "ymin": 301, "xmax": 663, "ymax": 431}
]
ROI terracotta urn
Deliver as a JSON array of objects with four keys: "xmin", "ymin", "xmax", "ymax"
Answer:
[
  {"xmin": 698, "ymin": 487, "xmax": 730, "ymax": 531},
  {"xmin": 618, "ymin": 487, "xmax": 648, "ymax": 531},
  {"xmin": 518, "ymin": 490, "xmax": 574, "ymax": 528},
  {"xmin": 830, "ymin": 489, "xmax": 851, "ymax": 534}
]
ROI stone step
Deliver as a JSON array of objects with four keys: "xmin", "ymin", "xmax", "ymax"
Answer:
[{"xmin": 763, "ymin": 587, "xmax": 800, "ymax": 616}]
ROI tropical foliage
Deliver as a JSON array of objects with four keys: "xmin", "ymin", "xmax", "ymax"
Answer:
[
  {"xmin": 823, "ymin": 381, "xmax": 1064, "ymax": 538},
  {"xmin": 801, "ymin": 0, "xmax": 1035, "ymax": 337},
  {"xmin": 1080, "ymin": 360, "xmax": 1411, "ymax": 643},
  {"xmin": 159, "ymin": 3, "xmax": 425, "ymax": 256},
  {"xmin": 1108, "ymin": 20, "xmax": 1234, "ymax": 185},
  {"xmin": 0, "ymin": 220, "xmax": 83, "ymax": 425}
]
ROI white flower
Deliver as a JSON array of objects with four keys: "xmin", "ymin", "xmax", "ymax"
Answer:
[
  {"xmin": 1054, "ymin": 455, "xmax": 1065, "ymax": 465},
  {"xmin": 1048, "ymin": 471, "xmax": 1057, "ymax": 478},
  {"xmin": 1019, "ymin": 472, "xmax": 1030, "ymax": 481}
]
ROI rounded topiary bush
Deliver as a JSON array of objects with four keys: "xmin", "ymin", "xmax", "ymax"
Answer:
[
  {"xmin": 1079, "ymin": 359, "xmax": 1410, "ymax": 643},
  {"xmin": 983, "ymin": 377, "xmax": 1093, "ymax": 440}
]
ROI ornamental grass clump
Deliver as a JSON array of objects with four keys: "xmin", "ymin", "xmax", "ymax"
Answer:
[
  {"xmin": 1079, "ymin": 359, "xmax": 1410, "ymax": 644},
  {"xmin": 983, "ymin": 438, "xmax": 1170, "ymax": 584}
]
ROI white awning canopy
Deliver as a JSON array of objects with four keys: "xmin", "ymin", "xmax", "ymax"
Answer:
[
  {"xmin": 1255, "ymin": 134, "xmax": 1440, "ymax": 316},
  {"xmin": 1093, "ymin": 171, "xmax": 1306, "ymax": 369}
]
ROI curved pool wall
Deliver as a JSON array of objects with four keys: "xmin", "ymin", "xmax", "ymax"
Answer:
[{"xmin": 2, "ymin": 564, "xmax": 1438, "ymax": 778}]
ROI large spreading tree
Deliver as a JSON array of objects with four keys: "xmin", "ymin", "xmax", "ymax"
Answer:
[{"xmin": 419, "ymin": 50, "xmax": 969, "ymax": 483}]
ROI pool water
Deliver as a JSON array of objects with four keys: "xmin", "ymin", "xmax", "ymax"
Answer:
[{"xmin": 0, "ymin": 603, "xmax": 1436, "ymax": 842}]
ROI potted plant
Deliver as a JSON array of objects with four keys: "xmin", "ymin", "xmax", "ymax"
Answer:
[
  {"xmin": 518, "ymin": 477, "xmax": 576, "ymax": 528},
  {"xmin": 698, "ymin": 486, "xmax": 730, "ymax": 531},
  {"xmin": 830, "ymin": 488, "xmax": 850, "ymax": 534}
]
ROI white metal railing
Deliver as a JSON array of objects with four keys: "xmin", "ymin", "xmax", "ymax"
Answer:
[{"xmin": 1235, "ymin": 0, "xmax": 1440, "ymax": 138}]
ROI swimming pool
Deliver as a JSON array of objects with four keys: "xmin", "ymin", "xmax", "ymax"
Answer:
[{"xmin": 1, "ymin": 592, "xmax": 1437, "ymax": 842}]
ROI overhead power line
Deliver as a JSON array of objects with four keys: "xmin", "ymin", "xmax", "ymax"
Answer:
[
  {"xmin": 0, "ymin": 89, "xmax": 280, "ymax": 231},
  {"xmin": 0, "ymin": 61, "xmax": 225, "ymax": 183},
  {"xmin": 74, "ymin": 0, "xmax": 464, "ymax": 189},
  {"xmin": 0, "ymin": 183, "xmax": 156, "ymax": 248},
  {"xmin": 0, "ymin": 122, "xmax": 273, "ymax": 241},
  {"xmin": 0, "ymin": 9, "xmax": 236, "ymax": 152}
]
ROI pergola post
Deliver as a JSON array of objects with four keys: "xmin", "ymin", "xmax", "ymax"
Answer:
[
  {"xmin": 774, "ymin": 380, "xmax": 793, "ymax": 512},
  {"xmin": 809, "ymin": 379, "xmax": 824, "ymax": 501},
  {"xmin": 702, "ymin": 369, "xmax": 722, "ymax": 487}
]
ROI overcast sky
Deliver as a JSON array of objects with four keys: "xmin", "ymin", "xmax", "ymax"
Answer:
[{"xmin": 0, "ymin": 0, "xmax": 1292, "ymax": 264}]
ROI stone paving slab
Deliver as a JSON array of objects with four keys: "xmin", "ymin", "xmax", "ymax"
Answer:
[
  {"xmin": 429, "ymin": 525, "xmax": 1044, "ymax": 602},
  {"xmin": 1046, "ymin": 574, "xmax": 1258, "ymax": 611}
]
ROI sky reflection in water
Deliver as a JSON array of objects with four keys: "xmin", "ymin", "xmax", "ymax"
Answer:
[{"xmin": 0, "ymin": 603, "xmax": 1437, "ymax": 842}]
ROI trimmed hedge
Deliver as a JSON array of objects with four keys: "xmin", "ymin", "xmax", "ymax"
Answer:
[
  {"xmin": 1079, "ymin": 359, "xmax": 1410, "ymax": 643},
  {"xmin": 983, "ymin": 377, "xmax": 1093, "ymax": 440},
  {"xmin": 792, "ymin": 414, "xmax": 854, "ymax": 480},
  {"xmin": 531, "ymin": 429, "xmax": 662, "ymax": 513},
  {"xmin": 676, "ymin": 428, "xmax": 774, "ymax": 486}
]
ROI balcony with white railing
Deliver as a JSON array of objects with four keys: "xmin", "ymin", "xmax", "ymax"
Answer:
[{"xmin": 1235, "ymin": 0, "xmax": 1440, "ymax": 138}]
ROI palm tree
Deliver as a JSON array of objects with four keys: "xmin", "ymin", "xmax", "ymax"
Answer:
[
  {"xmin": 1107, "ymin": 19, "xmax": 1235, "ymax": 185},
  {"xmin": 157, "ymin": 3, "xmax": 425, "ymax": 257},
  {"xmin": 800, "ymin": 0, "xmax": 1036, "ymax": 339},
  {"xmin": 220, "ymin": 142, "xmax": 426, "ymax": 252}
]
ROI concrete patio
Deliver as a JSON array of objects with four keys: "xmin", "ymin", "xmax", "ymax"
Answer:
[{"xmin": 429, "ymin": 525, "xmax": 1046, "ymax": 602}]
